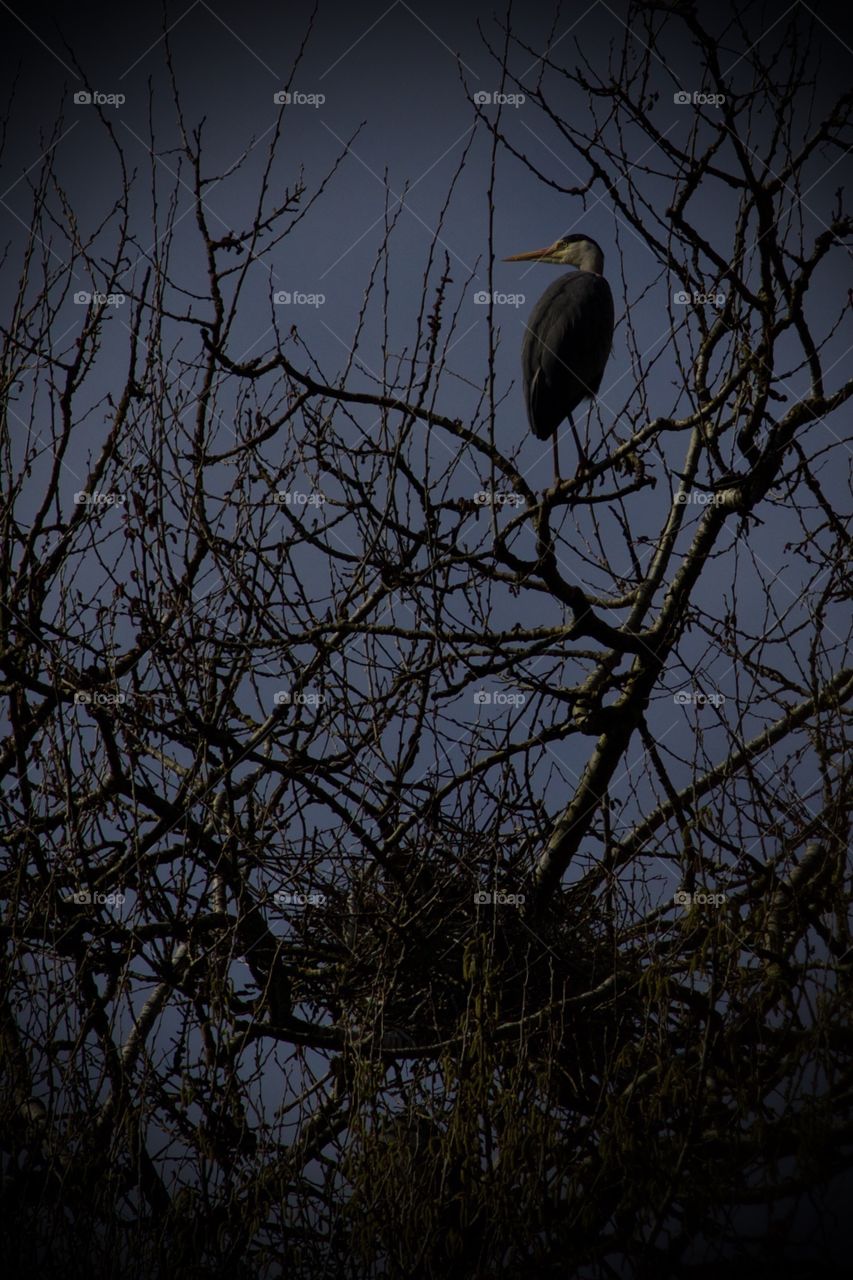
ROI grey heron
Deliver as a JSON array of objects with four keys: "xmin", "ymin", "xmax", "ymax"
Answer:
[{"xmin": 505, "ymin": 234, "xmax": 614, "ymax": 484}]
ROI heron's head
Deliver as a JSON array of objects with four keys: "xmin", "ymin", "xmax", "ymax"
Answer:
[{"xmin": 504, "ymin": 233, "xmax": 604, "ymax": 274}]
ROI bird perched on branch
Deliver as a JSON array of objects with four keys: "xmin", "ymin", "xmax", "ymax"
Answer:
[{"xmin": 505, "ymin": 233, "xmax": 614, "ymax": 484}]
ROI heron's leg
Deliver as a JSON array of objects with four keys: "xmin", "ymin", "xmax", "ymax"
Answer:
[
  {"xmin": 551, "ymin": 432, "xmax": 561, "ymax": 485},
  {"xmin": 569, "ymin": 414, "xmax": 590, "ymax": 477}
]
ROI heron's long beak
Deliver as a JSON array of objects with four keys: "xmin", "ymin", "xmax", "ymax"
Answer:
[{"xmin": 503, "ymin": 246, "xmax": 554, "ymax": 261}]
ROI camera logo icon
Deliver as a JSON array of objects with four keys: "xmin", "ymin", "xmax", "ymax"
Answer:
[
  {"xmin": 274, "ymin": 291, "xmax": 324, "ymax": 307},
  {"xmin": 675, "ymin": 888, "xmax": 725, "ymax": 907},
  {"xmin": 65, "ymin": 888, "xmax": 125, "ymax": 906},
  {"xmin": 473, "ymin": 889, "xmax": 524, "ymax": 906},
  {"xmin": 673, "ymin": 91, "xmax": 691, "ymax": 105},
  {"xmin": 72, "ymin": 90, "xmax": 125, "ymax": 106},
  {"xmin": 74, "ymin": 689, "xmax": 125, "ymax": 707},
  {"xmin": 473, "ymin": 290, "xmax": 490, "ymax": 304},
  {"xmin": 673, "ymin": 291, "xmax": 690, "ymax": 304},
  {"xmin": 473, "ymin": 689, "xmax": 491, "ymax": 705},
  {"xmin": 473, "ymin": 90, "xmax": 523, "ymax": 106},
  {"xmin": 275, "ymin": 490, "xmax": 326, "ymax": 506},
  {"xmin": 273, "ymin": 90, "xmax": 325, "ymax": 106},
  {"xmin": 274, "ymin": 890, "xmax": 327, "ymax": 906},
  {"xmin": 274, "ymin": 689, "xmax": 325, "ymax": 706}
]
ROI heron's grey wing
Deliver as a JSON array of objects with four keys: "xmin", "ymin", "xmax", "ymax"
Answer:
[
  {"xmin": 523, "ymin": 273, "xmax": 614, "ymax": 439},
  {"xmin": 526, "ymin": 366, "xmax": 554, "ymax": 440}
]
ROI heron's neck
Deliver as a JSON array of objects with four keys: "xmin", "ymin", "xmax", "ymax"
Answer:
[{"xmin": 575, "ymin": 245, "xmax": 604, "ymax": 274}]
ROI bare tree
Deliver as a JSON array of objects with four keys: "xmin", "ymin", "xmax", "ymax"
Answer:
[{"xmin": 1, "ymin": 4, "xmax": 852, "ymax": 1276}]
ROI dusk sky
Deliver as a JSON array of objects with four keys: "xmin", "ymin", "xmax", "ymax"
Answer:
[
  {"xmin": 2, "ymin": 3, "xmax": 852, "ymax": 1272},
  {"xmin": 3, "ymin": 0, "xmax": 850, "ymax": 770}
]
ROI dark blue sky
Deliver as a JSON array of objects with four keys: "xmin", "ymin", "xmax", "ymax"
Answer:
[
  {"xmin": 2, "ymin": 3, "xmax": 852, "ymax": 1267},
  {"xmin": 3, "ymin": 0, "xmax": 850, "ymax": 455},
  {"xmin": 2, "ymin": 0, "xmax": 851, "ymax": 813},
  {"xmin": 3, "ymin": 0, "xmax": 850, "ymax": 773}
]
